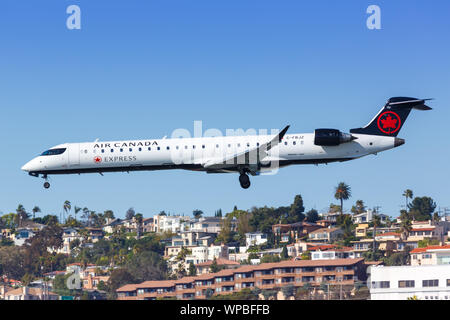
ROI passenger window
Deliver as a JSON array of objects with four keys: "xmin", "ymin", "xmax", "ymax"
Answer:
[
  {"xmin": 228, "ymin": 144, "xmax": 231, "ymax": 148},
  {"xmin": 293, "ymin": 141, "xmax": 296, "ymax": 145},
  {"xmin": 184, "ymin": 146, "xmax": 188, "ymax": 149},
  {"xmin": 216, "ymin": 144, "xmax": 219, "ymax": 148},
  {"xmin": 120, "ymin": 148, "xmax": 123, "ymax": 152},
  {"xmin": 202, "ymin": 145, "xmax": 205, "ymax": 149},
  {"xmin": 139, "ymin": 148, "xmax": 142, "ymax": 151},
  {"xmin": 129, "ymin": 148, "xmax": 133, "ymax": 152},
  {"xmin": 148, "ymin": 147, "xmax": 151, "ymax": 151},
  {"xmin": 166, "ymin": 146, "xmax": 170, "ymax": 150},
  {"xmin": 111, "ymin": 149, "xmax": 114, "ymax": 153},
  {"xmin": 176, "ymin": 146, "xmax": 179, "ymax": 150},
  {"xmin": 237, "ymin": 144, "xmax": 240, "ymax": 147},
  {"xmin": 247, "ymin": 143, "xmax": 250, "ymax": 147},
  {"xmin": 101, "ymin": 149, "xmax": 105, "ymax": 153},
  {"xmin": 193, "ymin": 145, "xmax": 196, "ymax": 149},
  {"xmin": 257, "ymin": 143, "xmax": 260, "ymax": 147},
  {"xmin": 157, "ymin": 147, "xmax": 161, "ymax": 151}
]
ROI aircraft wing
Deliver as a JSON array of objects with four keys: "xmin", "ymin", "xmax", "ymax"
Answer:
[{"xmin": 202, "ymin": 125, "xmax": 290, "ymax": 171}]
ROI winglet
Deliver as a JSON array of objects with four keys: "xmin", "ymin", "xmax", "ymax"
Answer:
[{"xmin": 278, "ymin": 125, "xmax": 290, "ymax": 142}]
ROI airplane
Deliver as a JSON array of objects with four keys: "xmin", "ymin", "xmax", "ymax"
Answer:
[{"xmin": 22, "ymin": 97, "xmax": 432, "ymax": 189}]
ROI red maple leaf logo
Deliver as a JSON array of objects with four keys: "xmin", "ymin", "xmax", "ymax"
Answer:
[
  {"xmin": 377, "ymin": 111, "xmax": 401, "ymax": 134},
  {"xmin": 94, "ymin": 156, "xmax": 102, "ymax": 163},
  {"xmin": 381, "ymin": 115, "xmax": 397, "ymax": 129}
]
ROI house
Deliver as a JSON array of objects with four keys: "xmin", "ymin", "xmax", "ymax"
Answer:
[
  {"xmin": 4, "ymin": 286, "xmax": 59, "ymax": 300},
  {"xmin": 245, "ymin": 232, "xmax": 268, "ymax": 248},
  {"xmin": 407, "ymin": 220, "xmax": 445, "ymax": 242},
  {"xmin": 369, "ymin": 264, "xmax": 450, "ymax": 300},
  {"xmin": 308, "ymin": 227, "xmax": 343, "ymax": 243},
  {"xmin": 13, "ymin": 228, "xmax": 36, "ymax": 246},
  {"xmin": 102, "ymin": 218, "xmax": 124, "ymax": 234},
  {"xmin": 195, "ymin": 258, "xmax": 240, "ymax": 274},
  {"xmin": 190, "ymin": 217, "xmax": 222, "ymax": 234},
  {"xmin": 142, "ymin": 217, "xmax": 154, "ymax": 233},
  {"xmin": 318, "ymin": 212, "xmax": 341, "ymax": 223},
  {"xmin": 352, "ymin": 210, "xmax": 389, "ymax": 224},
  {"xmin": 355, "ymin": 224, "xmax": 369, "ymax": 238},
  {"xmin": 86, "ymin": 228, "xmax": 104, "ymax": 242},
  {"xmin": 308, "ymin": 245, "xmax": 356, "ymax": 260},
  {"xmin": 57, "ymin": 227, "xmax": 83, "ymax": 255},
  {"xmin": 410, "ymin": 245, "xmax": 450, "ymax": 266},
  {"xmin": 153, "ymin": 214, "xmax": 192, "ymax": 234},
  {"xmin": 272, "ymin": 222, "xmax": 322, "ymax": 243}
]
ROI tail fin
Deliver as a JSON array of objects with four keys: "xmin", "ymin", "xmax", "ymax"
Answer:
[{"xmin": 350, "ymin": 97, "xmax": 432, "ymax": 137}]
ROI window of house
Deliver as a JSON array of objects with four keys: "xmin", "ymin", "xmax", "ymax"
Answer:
[
  {"xmin": 423, "ymin": 279, "xmax": 439, "ymax": 287},
  {"xmin": 398, "ymin": 280, "xmax": 415, "ymax": 288}
]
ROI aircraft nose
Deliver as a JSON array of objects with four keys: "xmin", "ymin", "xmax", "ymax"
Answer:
[{"xmin": 21, "ymin": 161, "xmax": 32, "ymax": 172}]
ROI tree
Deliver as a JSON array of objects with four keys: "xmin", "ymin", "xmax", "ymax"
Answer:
[
  {"xmin": 32, "ymin": 206, "xmax": 41, "ymax": 220},
  {"xmin": 205, "ymin": 288, "xmax": 214, "ymax": 299},
  {"xmin": 74, "ymin": 206, "xmax": 82, "ymax": 221},
  {"xmin": 16, "ymin": 204, "xmax": 29, "ymax": 227},
  {"xmin": 106, "ymin": 268, "xmax": 137, "ymax": 300},
  {"xmin": 135, "ymin": 213, "xmax": 143, "ymax": 239},
  {"xmin": 402, "ymin": 189, "xmax": 413, "ymax": 209},
  {"xmin": 125, "ymin": 251, "xmax": 168, "ymax": 283},
  {"xmin": 408, "ymin": 196, "xmax": 437, "ymax": 221},
  {"xmin": 288, "ymin": 195, "xmax": 305, "ymax": 223},
  {"xmin": 193, "ymin": 209, "xmax": 203, "ymax": 219},
  {"xmin": 261, "ymin": 289, "xmax": 278, "ymax": 300},
  {"xmin": 63, "ymin": 200, "xmax": 71, "ymax": 224},
  {"xmin": 334, "ymin": 182, "xmax": 351, "ymax": 215},
  {"xmin": 305, "ymin": 209, "xmax": 319, "ymax": 223},
  {"xmin": 280, "ymin": 246, "xmax": 289, "ymax": 260},
  {"xmin": 351, "ymin": 200, "xmax": 366, "ymax": 215},
  {"xmin": 210, "ymin": 258, "xmax": 221, "ymax": 273},
  {"xmin": 281, "ymin": 285, "xmax": 295, "ymax": 300},
  {"xmin": 188, "ymin": 262, "xmax": 196, "ymax": 276},
  {"xmin": 125, "ymin": 208, "xmax": 136, "ymax": 220},
  {"xmin": 104, "ymin": 210, "xmax": 115, "ymax": 221},
  {"xmin": 215, "ymin": 209, "xmax": 223, "ymax": 217}
]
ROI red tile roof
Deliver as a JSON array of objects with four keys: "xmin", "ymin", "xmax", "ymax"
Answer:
[
  {"xmin": 410, "ymin": 228, "xmax": 435, "ymax": 232},
  {"xmin": 410, "ymin": 245, "xmax": 450, "ymax": 253}
]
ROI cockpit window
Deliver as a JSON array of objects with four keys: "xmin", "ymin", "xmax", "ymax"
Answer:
[{"xmin": 41, "ymin": 148, "xmax": 67, "ymax": 156}]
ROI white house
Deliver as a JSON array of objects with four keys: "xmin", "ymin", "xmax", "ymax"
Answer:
[
  {"xmin": 369, "ymin": 264, "xmax": 450, "ymax": 300},
  {"xmin": 245, "ymin": 232, "xmax": 268, "ymax": 248},
  {"xmin": 352, "ymin": 210, "xmax": 389, "ymax": 224}
]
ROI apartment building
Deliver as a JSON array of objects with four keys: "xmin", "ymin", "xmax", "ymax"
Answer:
[
  {"xmin": 246, "ymin": 232, "xmax": 268, "ymax": 247},
  {"xmin": 117, "ymin": 258, "xmax": 367, "ymax": 300},
  {"xmin": 369, "ymin": 264, "xmax": 450, "ymax": 300}
]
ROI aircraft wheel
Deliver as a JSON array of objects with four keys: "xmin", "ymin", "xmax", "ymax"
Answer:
[
  {"xmin": 44, "ymin": 182, "xmax": 50, "ymax": 189},
  {"xmin": 239, "ymin": 174, "xmax": 251, "ymax": 189}
]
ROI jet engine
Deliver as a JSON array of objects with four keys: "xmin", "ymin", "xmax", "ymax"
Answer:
[{"xmin": 314, "ymin": 129, "xmax": 357, "ymax": 146}]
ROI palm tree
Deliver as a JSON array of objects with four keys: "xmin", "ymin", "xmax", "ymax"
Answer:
[
  {"xmin": 402, "ymin": 189, "xmax": 413, "ymax": 210},
  {"xmin": 63, "ymin": 200, "xmax": 71, "ymax": 224},
  {"xmin": 334, "ymin": 182, "xmax": 352, "ymax": 215},
  {"xmin": 135, "ymin": 213, "xmax": 143, "ymax": 239},
  {"xmin": 32, "ymin": 206, "xmax": 41, "ymax": 220},
  {"xmin": 16, "ymin": 204, "xmax": 28, "ymax": 227},
  {"xmin": 74, "ymin": 206, "xmax": 81, "ymax": 222}
]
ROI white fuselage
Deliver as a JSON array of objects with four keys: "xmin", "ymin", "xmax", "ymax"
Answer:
[{"xmin": 21, "ymin": 133, "xmax": 399, "ymax": 175}]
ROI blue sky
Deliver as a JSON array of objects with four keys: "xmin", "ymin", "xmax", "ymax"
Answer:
[{"xmin": 1, "ymin": 0, "xmax": 449, "ymax": 220}]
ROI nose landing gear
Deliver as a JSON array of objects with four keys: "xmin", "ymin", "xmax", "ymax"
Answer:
[
  {"xmin": 42, "ymin": 174, "xmax": 50, "ymax": 189},
  {"xmin": 239, "ymin": 173, "xmax": 251, "ymax": 189}
]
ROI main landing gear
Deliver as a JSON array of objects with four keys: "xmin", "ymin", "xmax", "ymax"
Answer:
[{"xmin": 239, "ymin": 173, "xmax": 251, "ymax": 189}]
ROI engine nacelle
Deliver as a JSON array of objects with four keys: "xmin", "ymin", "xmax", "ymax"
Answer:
[{"xmin": 314, "ymin": 129, "xmax": 356, "ymax": 146}]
